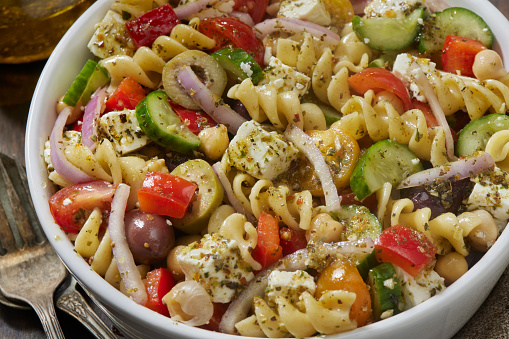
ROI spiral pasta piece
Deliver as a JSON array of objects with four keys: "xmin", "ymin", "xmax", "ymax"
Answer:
[
  {"xmin": 485, "ymin": 130, "xmax": 509, "ymax": 172},
  {"xmin": 337, "ymin": 91, "xmax": 449, "ymax": 166}
]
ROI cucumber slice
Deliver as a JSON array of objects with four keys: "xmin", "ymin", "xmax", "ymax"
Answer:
[
  {"xmin": 418, "ymin": 7, "xmax": 493, "ymax": 55},
  {"xmin": 368, "ymin": 53, "xmax": 398, "ymax": 69},
  {"xmin": 368, "ymin": 262, "xmax": 404, "ymax": 320},
  {"xmin": 338, "ymin": 205, "xmax": 382, "ymax": 242},
  {"xmin": 170, "ymin": 159, "xmax": 224, "ymax": 234},
  {"xmin": 135, "ymin": 90, "xmax": 201, "ymax": 153},
  {"xmin": 350, "ymin": 140, "xmax": 423, "ymax": 201},
  {"xmin": 356, "ymin": 250, "xmax": 379, "ymax": 280},
  {"xmin": 211, "ymin": 47, "xmax": 264, "ymax": 84},
  {"xmin": 456, "ymin": 113, "xmax": 509, "ymax": 157},
  {"xmin": 62, "ymin": 59, "xmax": 110, "ymax": 106},
  {"xmin": 352, "ymin": 8, "xmax": 424, "ymax": 52}
]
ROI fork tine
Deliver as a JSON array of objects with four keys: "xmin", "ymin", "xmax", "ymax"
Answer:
[
  {"xmin": 0, "ymin": 156, "xmax": 37, "ymax": 249},
  {"xmin": 0, "ymin": 198, "xmax": 17, "ymax": 254}
]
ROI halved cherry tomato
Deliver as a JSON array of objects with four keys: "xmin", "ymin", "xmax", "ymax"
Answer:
[
  {"xmin": 145, "ymin": 267, "xmax": 176, "ymax": 317},
  {"xmin": 70, "ymin": 116, "xmax": 83, "ymax": 133},
  {"xmin": 169, "ymin": 101, "xmax": 217, "ymax": 135},
  {"xmin": 252, "ymin": 212, "xmax": 283, "ymax": 270},
  {"xmin": 200, "ymin": 302, "xmax": 230, "ymax": 332},
  {"xmin": 279, "ymin": 227, "xmax": 307, "ymax": 256},
  {"xmin": 348, "ymin": 67, "xmax": 412, "ymax": 111},
  {"xmin": 104, "ymin": 77, "xmax": 147, "ymax": 113},
  {"xmin": 137, "ymin": 171, "xmax": 197, "ymax": 218},
  {"xmin": 233, "ymin": 0, "xmax": 269, "ymax": 24},
  {"xmin": 199, "ymin": 17, "xmax": 265, "ymax": 66},
  {"xmin": 125, "ymin": 4, "xmax": 180, "ymax": 48},
  {"xmin": 316, "ymin": 258, "xmax": 372, "ymax": 327},
  {"xmin": 411, "ymin": 100, "xmax": 438, "ymax": 127},
  {"xmin": 442, "ymin": 35, "xmax": 487, "ymax": 77},
  {"xmin": 374, "ymin": 224, "xmax": 437, "ymax": 277},
  {"xmin": 49, "ymin": 180, "xmax": 115, "ymax": 233}
]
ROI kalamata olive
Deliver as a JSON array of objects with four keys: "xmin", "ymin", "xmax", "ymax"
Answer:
[
  {"xmin": 125, "ymin": 210, "xmax": 175, "ymax": 265},
  {"xmin": 400, "ymin": 178, "xmax": 474, "ymax": 219}
]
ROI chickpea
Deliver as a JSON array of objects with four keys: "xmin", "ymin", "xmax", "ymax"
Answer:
[
  {"xmin": 435, "ymin": 252, "xmax": 468, "ymax": 285},
  {"xmin": 306, "ymin": 213, "xmax": 343, "ymax": 243},
  {"xmin": 374, "ymin": 90, "xmax": 405, "ymax": 115},
  {"xmin": 473, "ymin": 49, "xmax": 507, "ymax": 81},
  {"xmin": 166, "ymin": 245, "xmax": 186, "ymax": 281},
  {"xmin": 468, "ymin": 209, "xmax": 499, "ymax": 252},
  {"xmin": 198, "ymin": 124, "xmax": 229, "ymax": 160},
  {"xmin": 207, "ymin": 204, "xmax": 235, "ymax": 234}
]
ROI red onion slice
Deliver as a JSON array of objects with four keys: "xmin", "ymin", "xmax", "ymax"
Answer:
[
  {"xmin": 219, "ymin": 238, "xmax": 374, "ymax": 334},
  {"xmin": 409, "ymin": 62, "xmax": 456, "ymax": 161},
  {"xmin": 284, "ymin": 124, "xmax": 341, "ymax": 214},
  {"xmin": 82, "ymin": 87, "xmax": 107, "ymax": 151},
  {"xmin": 230, "ymin": 11, "xmax": 255, "ymax": 27},
  {"xmin": 50, "ymin": 107, "xmax": 95, "ymax": 184},
  {"xmin": 108, "ymin": 183, "xmax": 148, "ymax": 305},
  {"xmin": 397, "ymin": 151, "xmax": 495, "ymax": 189},
  {"xmin": 253, "ymin": 18, "xmax": 340, "ymax": 45},
  {"xmin": 173, "ymin": 0, "xmax": 229, "ymax": 19},
  {"xmin": 212, "ymin": 161, "xmax": 257, "ymax": 223},
  {"xmin": 177, "ymin": 66, "xmax": 247, "ymax": 134}
]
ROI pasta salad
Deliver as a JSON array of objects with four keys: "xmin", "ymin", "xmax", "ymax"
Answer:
[{"xmin": 43, "ymin": 0, "xmax": 509, "ymax": 337}]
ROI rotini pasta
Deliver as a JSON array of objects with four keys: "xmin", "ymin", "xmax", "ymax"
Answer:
[{"xmin": 485, "ymin": 130, "xmax": 509, "ymax": 172}]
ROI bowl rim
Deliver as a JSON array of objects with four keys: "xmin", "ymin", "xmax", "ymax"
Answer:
[{"xmin": 25, "ymin": 0, "xmax": 509, "ymax": 338}]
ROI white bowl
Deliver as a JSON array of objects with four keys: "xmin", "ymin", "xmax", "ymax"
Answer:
[{"xmin": 25, "ymin": 1, "xmax": 509, "ymax": 338}]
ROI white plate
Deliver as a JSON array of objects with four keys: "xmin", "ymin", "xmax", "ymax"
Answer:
[{"xmin": 25, "ymin": 1, "xmax": 509, "ymax": 338}]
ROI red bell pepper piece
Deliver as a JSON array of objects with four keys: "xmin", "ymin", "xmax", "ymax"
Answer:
[
  {"xmin": 348, "ymin": 67, "xmax": 413, "ymax": 112},
  {"xmin": 145, "ymin": 268, "xmax": 176, "ymax": 317},
  {"xmin": 137, "ymin": 171, "xmax": 197, "ymax": 218},
  {"xmin": 104, "ymin": 77, "xmax": 146, "ymax": 113},
  {"xmin": 169, "ymin": 101, "xmax": 217, "ymax": 135},
  {"xmin": 279, "ymin": 227, "xmax": 307, "ymax": 256},
  {"xmin": 252, "ymin": 212, "xmax": 283, "ymax": 270},
  {"xmin": 441, "ymin": 35, "xmax": 487, "ymax": 77},
  {"xmin": 374, "ymin": 225, "xmax": 437, "ymax": 277},
  {"xmin": 125, "ymin": 4, "xmax": 180, "ymax": 48}
]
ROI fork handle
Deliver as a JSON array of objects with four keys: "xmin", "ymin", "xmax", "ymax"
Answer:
[
  {"xmin": 56, "ymin": 287, "xmax": 117, "ymax": 339},
  {"xmin": 30, "ymin": 294, "xmax": 65, "ymax": 339}
]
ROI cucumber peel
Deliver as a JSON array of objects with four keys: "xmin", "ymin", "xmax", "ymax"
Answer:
[
  {"xmin": 135, "ymin": 90, "xmax": 201, "ymax": 153},
  {"xmin": 350, "ymin": 140, "xmax": 423, "ymax": 201},
  {"xmin": 456, "ymin": 113, "xmax": 509, "ymax": 157},
  {"xmin": 353, "ymin": 8, "xmax": 424, "ymax": 51},
  {"xmin": 418, "ymin": 7, "xmax": 493, "ymax": 55},
  {"xmin": 211, "ymin": 47, "xmax": 264, "ymax": 84},
  {"xmin": 62, "ymin": 59, "xmax": 110, "ymax": 106},
  {"xmin": 368, "ymin": 262, "xmax": 404, "ymax": 320}
]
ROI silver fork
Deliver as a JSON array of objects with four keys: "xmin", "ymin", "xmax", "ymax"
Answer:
[{"xmin": 0, "ymin": 153, "xmax": 116, "ymax": 338}]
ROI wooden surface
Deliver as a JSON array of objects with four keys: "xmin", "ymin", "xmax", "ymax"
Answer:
[{"xmin": 0, "ymin": 0, "xmax": 508, "ymax": 338}]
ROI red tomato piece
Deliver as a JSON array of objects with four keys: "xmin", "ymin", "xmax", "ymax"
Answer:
[
  {"xmin": 104, "ymin": 77, "xmax": 146, "ymax": 113},
  {"xmin": 441, "ymin": 35, "xmax": 487, "ymax": 77},
  {"xmin": 125, "ymin": 4, "xmax": 180, "ymax": 48},
  {"xmin": 252, "ymin": 212, "xmax": 283, "ymax": 270},
  {"xmin": 169, "ymin": 101, "xmax": 217, "ymax": 135},
  {"xmin": 199, "ymin": 17, "xmax": 265, "ymax": 66},
  {"xmin": 348, "ymin": 67, "xmax": 413, "ymax": 111},
  {"xmin": 374, "ymin": 225, "xmax": 437, "ymax": 277},
  {"xmin": 137, "ymin": 171, "xmax": 197, "ymax": 218},
  {"xmin": 411, "ymin": 100, "xmax": 439, "ymax": 127},
  {"xmin": 145, "ymin": 268, "xmax": 176, "ymax": 317},
  {"xmin": 279, "ymin": 227, "xmax": 307, "ymax": 256},
  {"xmin": 233, "ymin": 0, "xmax": 269, "ymax": 24},
  {"xmin": 49, "ymin": 181, "xmax": 115, "ymax": 233},
  {"xmin": 70, "ymin": 117, "xmax": 83, "ymax": 133}
]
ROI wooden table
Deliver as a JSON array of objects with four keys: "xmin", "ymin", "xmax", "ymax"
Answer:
[{"xmin": 1, "ymin": 1, "xmax": 509, "ymax": 337}]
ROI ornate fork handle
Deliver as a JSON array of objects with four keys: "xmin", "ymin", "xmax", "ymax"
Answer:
[
  {"xmin": 56, "ymin": 278, "xmax": 117, "ymax": 339},
  {"xmin": 30, "ymin": 294, "xmax": 65, "ymax": 339}
]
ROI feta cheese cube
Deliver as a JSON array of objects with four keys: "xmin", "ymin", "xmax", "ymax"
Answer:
[
  {"xmin": 98, "ymin": 109, "xmax": 151, "ymax": 155},
  {"xmin": 88, "ymin": 10, "xmax": 135, "ymax": 59},
  {"xmin": 395, "ymin": 266, "xmax": 445, "ymax": 310},
  {"xmin": 177, "ymin": 233, "xmax": 255, "ymax": 303},
  {"xmin": 278, "ymin": 0, "xmax": 331, "ymax": 26},
  {"xmin": 259, "ymin": 56, "xmax": 311, "ymax": 97},
  {"xmin": 225, "ymin": 120, "xmax": 300, "ymax": 180},
  {"xmin": 178, "ymin": 0, "xmax": 234, "ymax": 20},
  {"xmin": 466, "ymin": 166, "xmax": 509, "ymax": 231},
  {"xmin": 392, "ymin": 53, "xmax": 436, "ymax": 102},
  {"xmin": 265, "ymin": 270, "xmax": 316, "ymax": 307}
]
